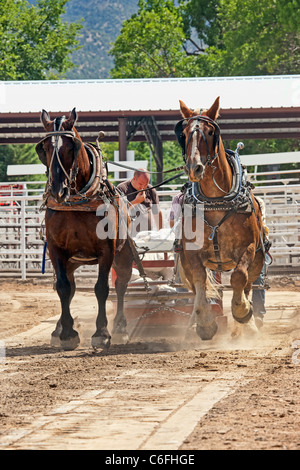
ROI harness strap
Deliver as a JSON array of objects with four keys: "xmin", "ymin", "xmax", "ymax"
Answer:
[
  {"xmin": 210, "ymin": 231, "xmax": 223, "ymax": 272},
  {"xmin": 118, "ymin": 171, "xmax": 185, "ymax": 199},
  {"xmin": 206, "ymin": 207, "xmax": 238, "ymax": 271},
  {"xmin": 249, "ymin": 195, "xmax": 266, "ymax": 259},
  {"xmin": 106, "ymin": 159, "xmax": 185, "ymax": 175}
]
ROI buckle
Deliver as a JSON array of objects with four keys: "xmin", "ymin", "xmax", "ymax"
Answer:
[{"xmin": 174, "ymin": 241, "xmax": 183, "ymax": 253}]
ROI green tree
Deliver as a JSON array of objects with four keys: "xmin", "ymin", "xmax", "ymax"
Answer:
[
  {"xmin": 203, "ymin": 0, "xmax": 300, "ymax": 76},
  {"xmin": 110, "ymin": 0, "xmax": 300, "ymax": 78},
  {"xmin": 180, "ymin": 0, "xmax": 222, "ymax": 50},
  {"xmin": 0, "ymin": 0, "xmax": 83, "ymax": 80},
  {"xmin": 0, "ymin": 145, "xmax": 41, "ymax": 182},
  {"xmin": 109, "ymin": 0, "xmax": 196, "ymax": 78},
  {"xmin": 0, "ymin": 0, "xmax": 83, "ymax": 180}
]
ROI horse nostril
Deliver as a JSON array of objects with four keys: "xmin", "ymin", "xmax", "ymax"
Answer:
[
  {"xmin": 194, "ymin": 164, "xmax": 203, "ymax": 177},
  {"xmin": 54, "ymin": 184, "xmax": 69, "ymax": 202}
]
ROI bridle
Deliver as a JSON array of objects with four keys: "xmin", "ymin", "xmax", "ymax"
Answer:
[
  {"xmin": 175, "ymin": 114, "xmax": 227, "ymax": 192},
  {"xmin": 175, "ymin": 115, "xmax": 221, "ymax": 169},
  {"xmin": 36, "ymin": 116, "xmax": 82, "ymax": 192}
]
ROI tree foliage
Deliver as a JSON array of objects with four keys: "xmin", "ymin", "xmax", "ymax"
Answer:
[
  {"xmin": 0, "ymin": 145, "xmax": 41, "ymax": 182},
  {"xmin": 110, "ymin": 0, "xmax": 300, "ymax": 78},
  {"xmin": 110, "ymin": 0, "xmax": 197, "ymax": 78},
  {"xmin": 207, "ymin": 0, "xmax": 300, "ymax": 76},
  {"xmin": 180, "ymin": 0, "xmax": 221, "ymax": 49},
  {"xmin": 0, "ymin": 0, "xmax": 82, "ymax": 80}
]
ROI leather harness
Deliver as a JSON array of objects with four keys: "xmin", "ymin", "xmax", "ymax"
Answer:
[{"xmin": 175, "ymin": 115, "xmax": 265, "ymax": 271}]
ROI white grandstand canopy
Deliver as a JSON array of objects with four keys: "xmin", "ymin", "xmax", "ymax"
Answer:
[{"xmin": 0, "ymin": 75, "xmax": 300, "ymax": 113}]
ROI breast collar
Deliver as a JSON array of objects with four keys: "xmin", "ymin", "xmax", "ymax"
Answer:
[{"xmin": 184, "ymin": 150, "xmax": 253, "ymax": 214}]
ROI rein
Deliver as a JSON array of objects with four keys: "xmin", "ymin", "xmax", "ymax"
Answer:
[
  {"xmin": 108, "ymin": 160, "xmax": 185, "ymax": 175},
  {"xmin": 46, "ymin": 116, "xmax": 80, "ymax": 191},
  {"xmin": 116, "ymin": 171, "xmax": 185, "ymax": 199}
]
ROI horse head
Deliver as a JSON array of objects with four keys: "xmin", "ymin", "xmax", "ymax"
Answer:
[
  {"xmin": 36, "ymin": 108, "xmax": 83, "ymax": 203},
  {"xmin": 175, "ymin": 97, "xmax": 221, "ymax": 183}
]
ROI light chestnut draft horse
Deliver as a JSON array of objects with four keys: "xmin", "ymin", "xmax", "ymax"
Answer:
[{"xmin": 175, "ymin": 97, "xmax": 265, "ymax": 340}]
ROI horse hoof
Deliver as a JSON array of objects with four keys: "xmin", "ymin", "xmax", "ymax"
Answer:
[
  {"xmin": 232, "ymin": 304, "xmax": 253, "ymax": 324},
  {"xmin": 196, "ymin": 320, "xmax": 218, "ymax": 341},
  {"xmin": 60, "ymin": 333, "xmax": 80, "ymax": 351},
  {"xmin": 111, "ymin": 332, "xmax": 129, "ymax": 344},
  {"xmin": 60, "ymin": 338, "xmax": 80, "ymax": 351},
  {"xmin": 50, "ymin": 334, "xmax": 61, "ymax": 348},
  {"xmin": 91, "ymin": 335, "xmax": 111, "ymax": 350}
]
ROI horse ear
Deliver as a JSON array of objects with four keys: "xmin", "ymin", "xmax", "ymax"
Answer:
[
  {"xmin": 64, "ymin": 108, "xmax": 78, "ymax": 130},
  {"xmin": 41, "ymin": 109, "xmax": 51, "ymax": 130},
  {"xmin": 70, "ymin": 107, "xmax": 78, "ymax": 124},
  {"xmin": 179, "ymin": 100, "xmax": 193, "ymax": 119},
  {"xmin": 204, "ymin": 97, "xmax": 220, "ymax": 121}
]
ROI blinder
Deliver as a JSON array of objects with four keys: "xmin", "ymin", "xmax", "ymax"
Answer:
[
  {"xmin": 174, "ymin": 119, "xmax": 187, "ymax": 158},
  {"xmin": 35, "ymin": 138, "xmax": 48, "ymax": 166}
]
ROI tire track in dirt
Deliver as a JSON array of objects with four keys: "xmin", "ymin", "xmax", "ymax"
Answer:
[{"xmin": 1, "ymin": 361, "xmax": 248, "ymax": 450}]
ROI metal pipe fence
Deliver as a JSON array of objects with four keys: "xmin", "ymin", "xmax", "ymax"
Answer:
[{"xmin": 0, "ymin": 181, "xmax": 299, "ymax": 279}]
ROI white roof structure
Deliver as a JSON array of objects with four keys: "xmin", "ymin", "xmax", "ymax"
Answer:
[{"xmin": 1, "ymin": 75, "xmax": 300, "ymax": 113}]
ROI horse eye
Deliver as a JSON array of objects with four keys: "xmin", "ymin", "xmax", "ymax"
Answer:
[{"xmin": 208, "ymin": 130, "xmax": 213, "ymax": 136}]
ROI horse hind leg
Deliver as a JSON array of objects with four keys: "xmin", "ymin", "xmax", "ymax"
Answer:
[
  {"xmin": 92, "ymin": 250, "xmax": 114, "ymax": 350},
  {"xmin": 231, "ymin": 286, "xmax": 258, "ymax": 338},
  {"xmin": 111, "ymin": 240, "xmax": 133, "ymax": 343},
  {"xmin": 111, "ymin": 276, "xmax": 130, "ymax": 343}
]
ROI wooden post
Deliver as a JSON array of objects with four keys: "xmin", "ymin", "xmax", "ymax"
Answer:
[{"xmin": 118, "ymin": 117, "xmax": 127, "ymax": 180}]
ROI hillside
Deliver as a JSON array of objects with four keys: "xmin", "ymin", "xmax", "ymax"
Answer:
[{"xmin": 64, "ymin": 0, "xmax": 139, "ymax": 79}]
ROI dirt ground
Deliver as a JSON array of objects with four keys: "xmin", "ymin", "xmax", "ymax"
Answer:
[{"xmin": 0, "ymin": 277, "xmax": 299, "ymax": 450}]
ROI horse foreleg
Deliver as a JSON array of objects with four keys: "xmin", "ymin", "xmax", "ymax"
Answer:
[
  {"xmin": 194, "ymin": 278, "xmax": 218, "ymax": 340},
  {"xmin": 182, "ymin": 253, "xmax": 218, "ymax": 341},
  {"xmin": 51, "ymin": 256, "xmax": 79, "ymax": 350},
  {"xmin": 51, "ymin": 262, "xmax": 77, "ymax": 348},
  {"xmin": 231, "ymin": 245, "xmax": 256, "ymax": 324},
  {"xmin": 92, "ymin": 250, "xmax": 114, "ymax": 350}
]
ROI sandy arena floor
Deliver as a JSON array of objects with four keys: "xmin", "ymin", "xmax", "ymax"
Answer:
[{"xmin": 0, "ymin": 277, "xmax": 299, "ymax": 450}]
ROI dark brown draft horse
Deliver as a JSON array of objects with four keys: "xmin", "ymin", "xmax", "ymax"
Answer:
[
  {"xmin": 175, "ymin": 97, "xmax": 265, "ymax": 340},
  {"xmin": 36, "ymin": 109, "xmax": 133, "ymax": 350}
]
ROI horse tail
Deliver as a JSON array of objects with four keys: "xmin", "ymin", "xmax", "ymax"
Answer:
[{"xmin": 178, "ymin": 259, "xmax": 221, "ymax": 300}]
